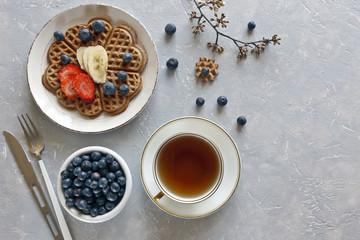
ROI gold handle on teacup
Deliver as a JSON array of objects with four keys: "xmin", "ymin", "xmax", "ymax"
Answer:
[{"xmin": 154, "ymin": 191, "xmax": 164, "ymax": 201}]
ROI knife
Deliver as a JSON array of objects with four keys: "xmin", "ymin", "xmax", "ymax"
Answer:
[{"xmin": 3, "ymin": 131, "xmax": 63, "ymax": 240}]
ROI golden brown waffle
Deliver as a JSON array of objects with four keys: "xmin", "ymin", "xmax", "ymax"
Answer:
[
  {"xmin": 195, "ymin": 57, "xmax": 219, "ymax": 81},
  {"xmin": 42, "ymin": 18, "xmax": 148, "ymax": 118}
]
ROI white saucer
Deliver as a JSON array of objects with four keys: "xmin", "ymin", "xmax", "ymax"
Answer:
[{"xmin": 141, "ymin": 117, "xmax": 241, "ymax": 218}]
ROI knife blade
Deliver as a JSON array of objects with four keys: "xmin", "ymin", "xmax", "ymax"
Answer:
[{"xmin": 3, "ymin": 131, "xmax": 63, "ymax": 240}]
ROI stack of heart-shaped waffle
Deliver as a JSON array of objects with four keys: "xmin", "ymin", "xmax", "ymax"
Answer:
[{"xmin": 42, "ymin": 17, "xmax": 148, "ymax": 117}]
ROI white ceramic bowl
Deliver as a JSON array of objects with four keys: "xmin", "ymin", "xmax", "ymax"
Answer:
[{"xmin": 57, "ymin": 146, "xmax": 132, "ymax": 223}]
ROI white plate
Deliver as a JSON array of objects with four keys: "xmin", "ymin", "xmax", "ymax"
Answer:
[
  {"xmin": 141, "ymin": 117, "xmax": 241, "ymax": 218},
  {"xmin": 27, "ymin": 4, "xmax": 158, "ymax": 133}
]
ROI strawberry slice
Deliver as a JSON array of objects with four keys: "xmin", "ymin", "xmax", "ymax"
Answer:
[
  {"xmin": 72, "ymin": 73, "xmax": 95, "ymax": 102},
  {"xmin": 58, "ymin": 64, "xmax": 83, "ymax": 82},
  {"xmin": 61, "ymin": 75, "xmax": 78, "ymax": 98}
]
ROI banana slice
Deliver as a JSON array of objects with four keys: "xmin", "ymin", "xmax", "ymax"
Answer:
[
  {"xmin": 82, "ymin": 46, "xmax": 94, "ymax": 73},
  {"xmin": 86, "ymin": 46, "xmax": 108, "ymax": 84},
  {"xmin": 76, "ymin": 47, "xmax": 86, "ymax": 70}
]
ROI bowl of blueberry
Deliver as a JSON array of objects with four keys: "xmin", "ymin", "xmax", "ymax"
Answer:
[{"xmin": 57, "ymin": 146, "xmax": 132, "ymax": 223}]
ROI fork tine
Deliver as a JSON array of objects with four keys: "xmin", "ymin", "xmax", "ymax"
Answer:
[
  {"xmin": 18, "ymin": 116, "xmax": 34, "ymax": 149},
  {"xmin": 25, "ymin": 114, "xmax": 44, "ymax": 147}
]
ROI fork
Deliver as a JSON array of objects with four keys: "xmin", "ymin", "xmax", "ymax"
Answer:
[{"xmin": 18, "ymin": 114, "xmax": 73, "ymax": 240}]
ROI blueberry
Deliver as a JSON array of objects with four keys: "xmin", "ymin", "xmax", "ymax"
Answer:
[
  {"xmin": 164, "ymin": 23, "xmax": 176, "ymax": 35},
  {"xmin": 60, "ymin": 54, "xmax": 71, "ymax": 65},
  {"xmin": 65, "ymin": 198, "xmax": 75, "ymax": 207},
  {"xmin": 75, "ymin": 198, "xmax": 88, "ymax": 210},
  {"xmin": 91, "ymin": 172, "xmax": 101, "ymax": 180},
  {"xmin": 72, "ymin": 156, "xmax": 82, "ymax": 166},
  {"xmin": 106, "ymin": 172, "xmax": 116, "ymax": 182},
  {"xmin": 217, "ymin": 96, "xmax": 228, "ymax": 106},
  {"xmin": 201, "ymin": 67, "xmax": 209, "ymax": 76},
  {"xmin": 102, "ymin": 82, "xmax": 116, "ymax": 95},
  {"xmin": 64, "ymin": 188, "xmax": 74, "ymax": 198},
  {"xmin": 237, "ymin": 116, "xmax": 247, "ymax": 126},
  {"xmin": 118, "ymin": 188, "xmax": 125, "ymax": 198},
  {"xmin": 109, "ymin": 161, "xmax": 120, "ymax": 172},
  {"xmin": 53, "ymin": 30, "xmax": 64, "ymax": 41},
  {"xmin": 91, "ymin": 152, "xmax": 102, "ymax": 161},
  {"xmin": 99, "ymin": 168, "xmax": 109, "ymax": 177},
  {"xmin": 248, "ymin": 21, "xmax": 256, "ymax": 30},
  {"xmin": 90, "ymin": 180, "xmax": 99, "ymax": 189},
  {"xmin": 83, "ymin": 204, "xmax": 91, "ymax": 214},
  {"xmin": 98, "ymin": 206, "xmax": 107, "ymax": 215},
  {"xmin": 85, "ymin": 196, "xmax": 95, "ymax": 204},
  {"xmin": 73, "ymin": 178, "xmax": 84, "ymax": 187},
  {"xmin": 67, "ymin": 162, "xmax": 75, "ymax": 172},
  {"xmin": 98, "ymin": 158, "xmax": 107, "ymax": 169},
  {"xmin": 119, "ymin": 84, "xmax": 130, "ymax": 95},
  {"xmin": 117, "ymin": 71, "xmax": 127, "ymax": 81},
  {"xmin": 92, "ymin": 187, "xmax": 102, "ymax": 195},
  {"xmin": 92, "ymin": 161, "xmax": 100, "ymax": 171},
  {"xmin": 85, "ymin": 178, "xmax": 92, "ymax": 187},
  {"xmin": 115, "ymin": 170, "xmax": 124, "ymax": 178},
  {"xmin": 123, "ymin": 53, "xmax": 132, "ymax": 63},
  {"xmin": 62, "ymin": 178, "xmax": 72, "ymax": 189},
  {"xmin": 81, "ymin": 155, "xmax": 91, "ymax": 162},
  {"xmin": 92, "ymin": 20, "xmax": 105, "ymax": 33},
  {"xmin": 61, "ymin": 170, "xmax": 70, "ymax": 179},
  {"xmin": 78, "ymin": 171, "xmax": 87, "ymax": 181},
  {"xmin": 78, "ymin": 28, "xmax": 92, "ymax": 42},
  {"xmin": 105, "ymin": 154, "xmax": 114, "ymax": 164},
  {"xmin": 166, "ymin": 58, "xmax": 178, "ymax": 70},
  {"xmin": 90, "ymin": 207, "xmax": 99, "ymax": 217},
  {"xmin": 82, "ymin": 187, "xmax": 93, "ymax": 198},
  {"xmin": 98, "ymin": 177, "xmax": 108, "ymax": 188},
  {"xmin": 102, "ymin": 185, "xmax": 110, "ymax": 195},
  {"xmin": 73, "ymin": 188, "xmax": 82, "ymax": 197},
  {"xmin": 96, "ymin": 197, "xmax": 106, "ymax": 206},
  {"xmin": 73, "ymin": 166, "xmax": 82, "ymax": 176},
  {"xmin": 110, "ymin": 182, "xmax": 120, "ymax": 193},
  {"xmin": 196, "ymin": 97, "xmax": 205, "ymax": 106},
  {"xmin": 106, "ymin": 192, "xmax": 118, "ymax": 202},
  {"xmin": 117, "ymin": 176, "xmax": 126, "ymax": 186},
  {"xmin": 81, "ymin": 160, "xmax": 92, "ymax": 171}
]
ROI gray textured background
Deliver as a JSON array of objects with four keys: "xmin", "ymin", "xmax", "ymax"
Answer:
[{"xmin": 1, "ymin": 0, "xmax": 360, "ymax": 239}]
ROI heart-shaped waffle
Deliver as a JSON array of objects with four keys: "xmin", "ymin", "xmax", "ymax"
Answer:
[{"xmin": 42, "ymin": 17, "xmax": 147, "ymax": 117}]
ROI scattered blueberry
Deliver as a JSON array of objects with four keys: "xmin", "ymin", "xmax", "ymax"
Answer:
[
  {"xmin": 60, "ymin": 54, "xmax": 71, "ymax": 65},
  {"xmin": 166, "ymin": 58, "xmax": 178, "ymax": 70},
  {"xmin": 217, "ymin": 96, "xmax": 228, "ymax": 106},
  {"xmin": 196, "ymin": 97, "xmax": 205, "ymax": 106},
  {"xmin": 53, "ymin": 30, "xmax": 64, "ymax": 41},
  {"xmin": 117, "ymin": 71, "xmax": 127, "ymax": 81},
  {"xmin": 123, "ymin": 53, "xmax": 132, "ymax": 63},
  {"xmin": 119, "ymin": 84, "xmax": 130, "ymax": 95},
  {"xmin": 201, "ymin": 67, "xmax": 209, "ymax": 76},
  {"xmin": 92, "ymin": 20, "xmax": 105, "ymax": 33},
  {"xmin": 102, "ymin": 82, "xmax": 116, "ymax": 95},
  {"xmin": 165, "ymin": 23, "xmax": 176, "ymax": 35},
  {"xmin": 237, "ymin": 116, "xmax": 247, "ymax": 126},
  {"xmin": 248, "ymin": 21, "xmax": 256, "ymax": 30},
  {"xmin": 61, "ymin": 151, "xmax": 127, "ymax": 217},
  {"xmin": 78, "ymin": 29, "xmax": 92, "ymax": 42}
]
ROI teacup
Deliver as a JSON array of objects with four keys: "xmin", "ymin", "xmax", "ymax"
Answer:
[{"xmin": 153, "ymin": 133, "xmax": 223, "ymax": 204}]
